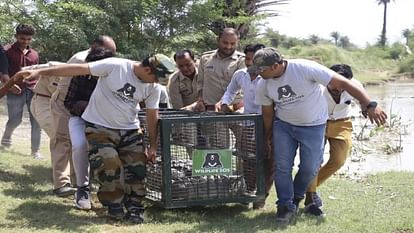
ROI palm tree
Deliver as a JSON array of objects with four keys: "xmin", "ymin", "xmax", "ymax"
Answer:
[
  {"xmin": 402, "ymin": 29, "xmax": 411, "ymax": 45},
  {"xmin": 376, "ymin": 0, "xmax": 394, "ymax": 47},
  {"xmin": 330, "ymin": 31, "xmax": 340, "ymax": 46}
]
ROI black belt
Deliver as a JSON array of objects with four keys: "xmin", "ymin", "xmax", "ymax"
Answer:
[{"xmin": 35, "ymin": 93, "xmax": 51, "ymax": 98}]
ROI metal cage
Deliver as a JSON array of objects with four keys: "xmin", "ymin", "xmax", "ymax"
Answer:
[{"xmin": 139, "ymin": 110, "xmax": 265, "ymax": 208}]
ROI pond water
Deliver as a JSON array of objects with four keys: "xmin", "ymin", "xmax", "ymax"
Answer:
[{"xmin": 337, "ymin": 79, "xmax": 414, "ymax": 175}]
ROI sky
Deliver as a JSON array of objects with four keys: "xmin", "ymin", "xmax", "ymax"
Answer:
[{"xmin": 264, "ymin": 0, "xmax": 414, "ymax": 47}]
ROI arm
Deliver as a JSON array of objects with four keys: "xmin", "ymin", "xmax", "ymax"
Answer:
[
  {"xmin": 328, "ymin": 73, "xmax": 387, "ymax": 125},
  {"xmin": 262, "ymin": 104, "xmax": 274, "ymax": 158},
  {"xmin": 220, "ymin": 71, "xmax": 241, "ymax": 112},
  {"xmin": 0, "ymin": 72, "xmax": 25, "ymax": 98},
  {"xmin": 145, "ymin": 108, "xmax": 159, "ymax": 163},
  {"xmin": 22, "ymin": 63, "xmax": 91, "ymax": 82},
  {"xmin": 167, "ymin": 77, "xmax": 183, "ymax": 109}
]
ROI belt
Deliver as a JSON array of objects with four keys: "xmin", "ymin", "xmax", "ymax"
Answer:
[
  {"xmin": 205, "ymin": 105, "xmax": 216, "ymax": 111},
  {"xmin": 35, "ymin": 93, "xmax": 52, "ymax": 98},
  {"xmin": 328, "ymin": 117, "xmax": 351, "ymax": 122}
]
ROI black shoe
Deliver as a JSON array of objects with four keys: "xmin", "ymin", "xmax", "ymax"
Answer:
[
  {"xmin": 293, "ymin": 197, "xmax": 303, "ymax": 212},
  {"xmin": 53, "ymin": 183, "xmax": 76, "ymax": 197},
  {"xmin": 275, "ymin": 205, "xmax": 296, "ymax": 224},
  {"xmin": 253, "ymin": 201, "xmax": 265, "ymax": 210},
  {"xmin": 107, "ymin": 204, "xmax": 125, "ymax": 220},
  {"xmin": 124, "ymin": 202, "xmax": 145, "ymax": 224},
  {"xmin": 304, "ymin": 203, "xmax": 324, "ymax": 216}
]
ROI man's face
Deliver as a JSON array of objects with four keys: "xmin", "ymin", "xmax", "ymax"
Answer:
[
  {"xmin": 244, "ymin": 51, "xmax": 255, "ymax": 67},
  {"xmin": 15, "ymin": 34, "xmax": 33, "ymax": 49},
  {"xmin": 175, "ymin": 54, "xmax": 196, "ymax": 77},
  {"xmin": 259, "ymin": 65, "xmax": 276, "ymax": 79},
  {"xmin": 327, "ymin": 84, "xmax": 344, "ymax": 96},
  {"xmin": 217, "ymin": 33, "xmax": 238, "ymax": 57}
]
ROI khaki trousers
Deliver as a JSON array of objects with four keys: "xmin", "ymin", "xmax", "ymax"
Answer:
[
  {"xmin": 49, "ymin": 95, "xmax": 72, "ymax": 189},
  {"xmin": 307, "ymin": 119, "xmax": 353, "ymax": 192}
]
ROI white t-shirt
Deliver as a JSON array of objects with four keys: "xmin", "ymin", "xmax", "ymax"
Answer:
[
  {"xmin": 325, "ymin": 78, "xmax": 364, "ymax": 120},
  {"xmin": 82, "ymin": 57, "xmax": 161, "ymax": 129},
  {"xmin": 255, "ymin": 59, "xmax": 335, "ymax": 126}
]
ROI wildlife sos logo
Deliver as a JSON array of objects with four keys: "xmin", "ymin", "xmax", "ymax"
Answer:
[
  {"xmin": 192, "ymin": 149, "xmax": 232, "ymax": 176},
  {"xmin": 114, "ymin": 83, "xmax": 136, "ymax": 103},
  {"xmin": 202, "ymin": 152, "xmax": 223, "ymax": 168},
  {"xmin": 278, "ymin": 85, "xmax": 296, "ymax": 100},
  {"xmin": 277, "ymin": 84, "xmax": 304, "ymax": 104}
]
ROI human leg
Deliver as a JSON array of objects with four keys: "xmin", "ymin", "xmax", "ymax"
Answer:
[
  {"xmin": 118, "ymin": 128, "xmax": 147, "ymax": 223},
  {"xmin": 85, "ymin": 122, "xmax": 124, "ymax": 218},
  {"xmin": 273, "ymin": 120, "xmax": 298, "ymax": 223},
  {"xmin": 69, "ymin": 116, "xmax": 91, "ymax": 209},
  {"xmin": 1, "ymin": 93, "xmax": 25, "ymax": 147},
  {"xmin": 26, "ymin": 89, "xmax": 42, "ymax": 156}
]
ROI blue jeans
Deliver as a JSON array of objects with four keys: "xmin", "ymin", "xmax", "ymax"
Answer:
[
  {"xmin": 1, "ymin": 88, "xmax": 41, "ymax": 152},
  {"xmin": 273, "ymin": 119, "xmax": 325, "ymax": 210}
]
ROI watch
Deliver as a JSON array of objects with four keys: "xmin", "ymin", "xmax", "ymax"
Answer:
[{"xmin": 366, "ymin": 101, "xmax": 378, "ymax": 110}]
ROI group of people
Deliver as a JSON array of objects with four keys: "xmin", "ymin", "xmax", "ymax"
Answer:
[{"xmin": 0, "ymin": 24, "xmax": 387, "ymax": 225}]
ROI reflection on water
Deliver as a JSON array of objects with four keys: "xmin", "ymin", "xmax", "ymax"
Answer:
[{"xmin": 344, "ymin": 79, "xmax": 414, "ymax": 174}]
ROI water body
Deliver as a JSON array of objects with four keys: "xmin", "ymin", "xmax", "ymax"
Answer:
[
  {"xmin": 340, "ymin": 79, "xmax": 414, "ymax": 174},
  {"xmin": 361, "ymin": 79, "xmax": 414, "ymax": 172}
]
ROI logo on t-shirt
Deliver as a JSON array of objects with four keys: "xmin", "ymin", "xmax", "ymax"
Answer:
[
  {"xmin": 114, "ymin": 83, "xmax": 136, "ymax": 103},
  {"xmin": 278, "ymin": 85, "xmax": 297, "ymax": 100}
]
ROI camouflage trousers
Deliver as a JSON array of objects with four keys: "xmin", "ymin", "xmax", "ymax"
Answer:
[{"xmin": 85, "ymin": 122, "xmax": 147, "ymax": 206}]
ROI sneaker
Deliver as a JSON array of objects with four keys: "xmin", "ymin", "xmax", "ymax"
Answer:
[
  {"xmin": 124, "ymin": 201, "xmax": 145, "ymax": 224},
  {"xmin": 304, "ymin": 203, "xmax": 324, "ymax": 216},
  {"xmin": 74, "ymin": 186, "xmax": 91, "ymax": 210},
  {"xmin": 107, "ymin": 204, "xmax": 125, "ymax": 220},
  {"xmin": 275, "ymin": 205, "xmax": 296, "ymax": 224},
  {"xmin": 1, "ymin": 138, "xmax": 11, "ymax": 148},
  {"xmin": 293, "ymin": 197, "xmax": 303, "ymax": 213},
  {"xmin": 53, "ymin": 183, "xmax": 76, "ymax": 197},
  {"xmin": 31, "ymin": 151, "xmax": 44, "ymax": 159}
]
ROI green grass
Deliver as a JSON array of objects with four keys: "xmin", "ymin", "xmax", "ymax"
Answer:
[{"xmin": 0, "ymin": 144, "xmax": 413, "ymax": 233}]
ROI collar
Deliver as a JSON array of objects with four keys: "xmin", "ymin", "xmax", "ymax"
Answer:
[
  {"xmin": 178, "ymin": 68, "xmax": 198, "ymax": 81},
  {"xmin": 11, "ymin": 42, "xmax": 31, "ymax": 52}
]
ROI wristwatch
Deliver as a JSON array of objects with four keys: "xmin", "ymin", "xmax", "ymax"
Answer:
[{"xmin": 366, "ymin": 101, "xmax": 378, "ymax": 110}]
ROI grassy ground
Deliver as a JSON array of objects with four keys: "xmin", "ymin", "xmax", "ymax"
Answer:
[{"xmin": 0, "ymin": 141, "xmax": 413, "ymax": 233}]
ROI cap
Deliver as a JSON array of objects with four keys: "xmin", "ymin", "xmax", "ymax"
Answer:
[
  {"xmin": 247, "ymin": 47, "xmax": 283, "ymax": 74},
  {"xmin": 149, "ymin": 54, "xmax": 176, "ymax": 79}
]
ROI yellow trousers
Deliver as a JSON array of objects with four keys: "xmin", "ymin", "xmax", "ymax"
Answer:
[{"xmin": 307, "ymin": 119, "xmax": 353, "ymax": 192}]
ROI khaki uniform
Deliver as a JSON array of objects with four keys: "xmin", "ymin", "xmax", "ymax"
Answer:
[
  {"xmin": 50, "ymin": 49, "xmax": 89, "ymax": 189},
  {"xmin": 167, "ymin": 69, "xmax": 198, "ymax": 109},
  {"xmin": 28, "ymin": 62, "xmax": 62, "ymax": 137},
  {"xmin": 197, "ymin": 50, "xmax": 245, "ymax": 106}
]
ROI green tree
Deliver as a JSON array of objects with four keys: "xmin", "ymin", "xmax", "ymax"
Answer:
[
  {"xmin": 376, "ymin": 0, "xmax": 394, "ymax": 47},
  {"xmin": 402, "ymin": 28, "xmax": 411, "ymax": 46},
  {"xmin": 339, "ymin": 36, "xmax": 351, "ymax": 49},
  {"xmin": 330, "ymin": 31, "xmax": 340, "ymax": 46},
  {"xmin": 309, "ymin": 34, "xmax": 320, "ymax": 45}
]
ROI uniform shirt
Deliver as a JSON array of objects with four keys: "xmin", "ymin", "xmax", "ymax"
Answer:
[
  {"xmin": 325, "ymin": 78, "xmax": 364, "ymax": 120},
  {"xmin": 23, "ymin": 62, "xmax": 63, "ymax": 97},
  {"xmin": 4, "ymin": 42, "xmax": 39, "ymax": 91},
  {"xmin": 256, "ymin": 59, "xmax": 335, "ymax": 126},
  {"xmin": 82, "ymin": 57, "xmax": 161, "ymax": 129},
  {"xmin": 53, "ymin": 49, "xmax": 89, "ymax": 102},
  {"xmin": 197, "ymin": 50, "xmax": 245, "ymax": 105},
  {"xmin": 167, "ymin": 69, "xmax": 198, "ymax": 108},
  {"xmin": 221, "ymin": 68, "xmax": 262, "ymax": 114},
  {"xmin": 0, "ymin": 46, "xmax": 8, "ymax": 75}
]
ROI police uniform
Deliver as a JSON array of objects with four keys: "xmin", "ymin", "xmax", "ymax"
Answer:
[
  {"xmin": 167, "ymin": 68, "xmax": 198, "ymax": 109},
  {"xmin": 197, "ymin": 49, "xmax": 245, "ymax": 108}
]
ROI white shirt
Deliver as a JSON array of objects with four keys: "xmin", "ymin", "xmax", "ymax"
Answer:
[
  {"xmin": 325, "ymin": 78, "xmax": 364, "ymax": 120},
  {"xmin": 82, "ymin": 57, "xmax": 161, "ymax": 129},
  {"xmin": 255, "ymin": 59, "xmax": 335, "ymax": 126},
  {"xmin": 221, "ymin": 68, "xmax": 262, "ymax": 114}
]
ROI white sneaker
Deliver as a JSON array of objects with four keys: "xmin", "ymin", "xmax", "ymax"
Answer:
[{"xmin": 32, "ymin": 151, "xmax": 44, "ymax": 159}]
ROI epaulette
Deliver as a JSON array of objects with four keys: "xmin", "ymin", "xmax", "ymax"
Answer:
[
  {"xmin": 235, "ymin": 51, "xmax": 245, "ymax": 57},
  {"xmin": 201, "ymin": 50, "xmax": 216, "ymax": 56}
]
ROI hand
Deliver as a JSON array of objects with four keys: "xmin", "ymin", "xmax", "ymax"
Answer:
[
  {"xmin": 220, "ymin": 104, "xmax": 232, "ymax": 113},
  {"xmin": 21, "ymin": 70, "xmax": 40, "ymax": 83},
  {"xmin": 146, "ymin": 146, "xmax": 157, "ymax": 164},
  {"xmin": 264, "ymin": 140, "xmax": 273, "ymax": 159},
  {"xmin": 366, "ymin": 106, "xmax": 387, "ymax": 126},
  {"xmin": 9, "ymin": 84, "xmax": 22, "ymax": 94},
  {"xmin": 193, "ymin": 100, "xmax": 206, "ymax": 112}
]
